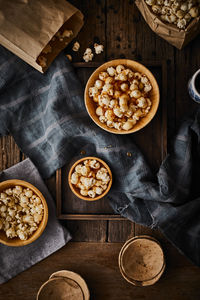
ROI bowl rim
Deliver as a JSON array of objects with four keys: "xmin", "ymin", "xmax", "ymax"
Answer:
[
  {"xmin": 0, "ymin": 179, "xmax": 48, "ymax": 247},
  {"xmin": 118, "ymin": 235, "xmax": 165, "ymax": 286},
  {"xmin": 84, "ymin": 59, "xmax": 160, "ymax": 135},
  {"xmin": 49, "ymin": 270, "xmax": 90, "ymax": 300},
  {"xmin": 36, "ymin": 277, "xmax": 84, "ymax": 300},
  {"xmin": 68, "ymin": 156, "xmax": 112, "ymax": 201}
]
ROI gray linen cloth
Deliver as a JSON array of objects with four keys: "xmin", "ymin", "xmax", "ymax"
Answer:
[
  {"xmin": 1, "ymin": 45, "xmax": 200, "ymax": 266},
  {"xmin": 0, "ymin": 159, "xmax": 71, "ymax": 284}
]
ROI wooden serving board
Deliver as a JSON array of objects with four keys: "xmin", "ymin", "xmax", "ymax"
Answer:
[{"xmin": 56, "ymin": 61, "xmax": 167, "ymax": 220}]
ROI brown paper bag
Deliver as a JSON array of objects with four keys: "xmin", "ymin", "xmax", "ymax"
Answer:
[
  {"xmin": 135, "ymin": 0, "xmax": 200, "ymax": 50},
  {"xmin": 0, "ymin": 0, "xmax": 84, "ymax": 72}
]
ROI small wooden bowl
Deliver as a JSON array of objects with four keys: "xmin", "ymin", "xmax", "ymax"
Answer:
[
  {"xmin": 84, "ymin": 59, "xmax": 160, "ymax": 134},
  {"xmin": 49, "ymin": 270, "xmax": 90, "ymax": 300},
  {"xmin": 37, "ymin": 270, "xmax": 90, "ymax": 300},
  {"xmin": 119, "ymin": 235, "xmax": 165, "ymax": 286},
  {"xmin": 68, "ymin": 156, "xmax": 112, "ymax": 201},
  {"xmin": 0, "ymin": 179, "xmax": 48, "ymax": 247}
]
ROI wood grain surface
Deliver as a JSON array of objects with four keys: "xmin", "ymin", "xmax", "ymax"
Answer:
[{"xmin": 0, "ymin": 0, "xmax": 200, "ymax": 299}]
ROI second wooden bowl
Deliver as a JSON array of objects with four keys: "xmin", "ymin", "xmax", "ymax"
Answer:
[
  {"xmin": 0, "ymin": 179, "xmax": 48, "ymax": 247},
  {"xmin": 68, "ymin": 156, "xmax": 112, "ymax": 201},
  {"xmin": 119, "ymin": 235, "xmax": 165, "ymax": 286},
  {"xmin": 84, "ymin": 59, "xmax": 160, "ymax": 134},
  {"xmin": 37, "ymin": 270, "xmax": 90, "ymax": 300}
]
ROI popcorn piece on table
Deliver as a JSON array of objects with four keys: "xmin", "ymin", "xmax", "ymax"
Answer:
[
  {"xmin": 94, "ymin": 43, "xmax": 104, "ymax": 54},
  {"xmin": 83, "ymin": 48, "xmax": 94, "ymax": 62},
  {"xmin": 0, "ymin": 186, "xmax": 44, "ymax": 240},
  {"xmin": 72, "ymin": 41, "xmax": 80, "ymax": 52},
  {"xmin": 66, "ymin": 54, "xmax": 72, "ymax": 62}
]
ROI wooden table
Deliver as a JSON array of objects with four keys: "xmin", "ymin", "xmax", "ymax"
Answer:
[{"xmin": 0, "ymin": 1, "xmax": 200, "ymax": 299}]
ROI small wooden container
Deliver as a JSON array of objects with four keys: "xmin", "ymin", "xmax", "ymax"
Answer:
[
  {"xmin": 68, "ymin": 156, "xmax": 112, "ymax": 201},
  {"xmin": 119, "ymin": 235, "xmax": 165, "ymax": 286},
  {"xmin": 84, "ymin": 59, "xmax": 160, "ymax": 134},
  {"xmin": 37, "ymin": 270, "xmax": 90, "ymax": 300},
  {"xmin": 0, "ymin": 179, "xmax": 48, "ymax": 247}
]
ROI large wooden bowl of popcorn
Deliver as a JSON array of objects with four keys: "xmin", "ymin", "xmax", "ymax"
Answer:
[
  {"xmin": 84, "ymin": 59, "xmax": 160, "ymax": 134},
  {"xmin": 68, "ymin": 157, "xmax": 112, "ymax": 201},
  {"xmin": 0, "ymin": 180, "xmax": 48, "ymax": 247}
]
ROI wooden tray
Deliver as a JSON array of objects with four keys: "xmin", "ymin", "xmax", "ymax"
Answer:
[{"xmin": 56, "ymin": 61, "xmax": 167, "ymax": 220}]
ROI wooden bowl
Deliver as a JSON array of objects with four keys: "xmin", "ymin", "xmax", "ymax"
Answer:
[
  {"xmin": 37, "ymin": 278, "xmax": 84, "ymax": 300},
  {"xmin": 84, "ymin": 59, "xmax": 160, "ymax": 134},
  {"xmin": 68, "ymin": 156, "xmax": 112, "ymax": 201},
  {"xmin": 0, "ymin": 179, "xmax": 48, "ymax": 247},
  {"xmin": 37, "ymin": 270, "xmax": 90, "ymax": 300},
  {"xmin": 119, "ymin": 235, "xmax": 165, "ymax": 286},
  {"xmin": 49, "ymin": 270, "xmax": 90, "ymax": 300}
]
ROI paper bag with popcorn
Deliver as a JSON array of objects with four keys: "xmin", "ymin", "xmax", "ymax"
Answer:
[
  {"xmin": 0, "ymin": 0, "xmax": 84, "ymax": 73},
  {"xmin": 135, "ymin": 0, "xmax": 200, "ymax": 50}
]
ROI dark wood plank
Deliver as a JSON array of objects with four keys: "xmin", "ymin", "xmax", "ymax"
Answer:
[
  {"xmin": 64, "ymin": 221, "xmax": 107, "ymax": 242},
  {"xmin": 1, "ymin": 242, "xmax": 200, "ymax": 300},
  {"xmin": 0, "ymin": 136, "xmax": 20, "ymax": 171},
  {"xmin": 108, "ymin": 220, "xmax": 135, "ymax": 243}
]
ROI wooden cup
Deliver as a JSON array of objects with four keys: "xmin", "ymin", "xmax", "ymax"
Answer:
[
  {"xmin": 84, "ymin": 59, "xmax": 160, "ymax": 134},
  {"xmin": 0, "ymin": 179, "xmax": 48, "ymax": 247},
  {"xmin": 68, "ymin": 156, "xmax": 112, "ymax": 201}
]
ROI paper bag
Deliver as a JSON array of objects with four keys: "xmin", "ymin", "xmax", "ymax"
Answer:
[
  {"xmin": 135, "ymin": 0, "xmax": 200, "ymax": 50},
  {"xmin": 0, "ymin": 0, "xmax": 84, "ymax": 72}
]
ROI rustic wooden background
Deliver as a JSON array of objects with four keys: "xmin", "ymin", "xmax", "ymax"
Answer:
[{"xmin": 0, "ymin": 1, "xmax": 200, "ymax": 299}]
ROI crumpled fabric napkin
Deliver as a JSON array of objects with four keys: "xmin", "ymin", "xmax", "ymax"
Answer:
[
  {"xmin": 109, "ymin": 109, "xmax": 200, "ymax": 266},
  {"xmin": 0, "ymin": 159, "xmax": 71, "ymax": 284},
  {"xmin": 1, "ymin": 45, "xmax": 200, "ymax": 266}
]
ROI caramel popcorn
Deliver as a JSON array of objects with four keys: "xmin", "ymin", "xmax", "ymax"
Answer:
[
  {"xmin": 88, "ymin": 64, "xmax": 152, "ymax": 131},
  {"xmin": 72, "ymin": 41, "xmax": 80, "ymax": 52},
  {"xmin": 94, "ymin": 43, "xmax": 104, "ymax": 54},
  {"xmin": 145, "ymin": 0, "xmax": 200, "ymax": 29},
  {"xmin": 70, "ymin": 159, "xmax": 111, "ymax": 198},
  {"xmin": 0, "ymin": 186, "xmax": 44, "ymax": 240},
  {"xmin": 83, "ymin": 48, "xmax": 94, "ymax": 62}
]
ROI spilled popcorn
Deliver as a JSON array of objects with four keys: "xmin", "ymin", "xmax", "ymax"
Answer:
[
  {"xmin": 0, "ymin": 186, "xmax": 44, "ymax": 240},
  {"xmin": 83, "ymin": 43, "xmax": 104, "ymax": 62},
  {"xmin": 89, "ymin": 64, "xmax": 152, "ymax": 131},
  {"xmin": 83, "ymin": 48, "xmax": 94, "ymax": 62},
  {"xmin": 66, "ymin": 54, "xmax": 72, "ymax": 61},
  {"xmin": 94, "ymin": 43, "xmax": 104, "ymax": 54},
  {"xmin": 72, "ymin": 41, "xmax": 80, "ymax": 51},
  {"xmin": 70, "ymin": 159, "xmax": 111, "ymax": 198}
]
